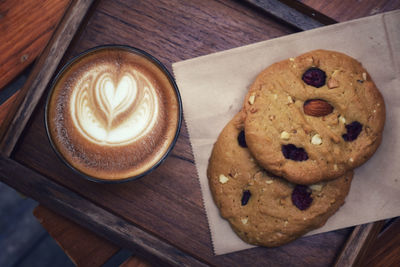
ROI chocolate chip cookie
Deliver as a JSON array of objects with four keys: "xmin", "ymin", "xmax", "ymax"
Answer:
[
  {"xmin": 243, "ymin": 49, "xmax": 385, "ymax": 184},
  {"xmin": 207, "ymin": 112, "xmax": 353, "ymax": 247}
]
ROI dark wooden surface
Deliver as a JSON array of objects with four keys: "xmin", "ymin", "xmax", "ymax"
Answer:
[{"xmin": 1, "ymin": 0, "xmax": 400, "ymax": 266}]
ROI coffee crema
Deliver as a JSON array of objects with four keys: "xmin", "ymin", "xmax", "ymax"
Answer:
[{"xmin": 46, "ymin": 46, "xmax": 181, "ymax": 181}]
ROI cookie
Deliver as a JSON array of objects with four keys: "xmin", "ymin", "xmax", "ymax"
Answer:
[
  {"xmin": 243, "ymin": 49, "xmax": 385, "ymax": 184},
  {"xmin": 207, "ymin": 112, "xmax": 353, "ymax": 247}
]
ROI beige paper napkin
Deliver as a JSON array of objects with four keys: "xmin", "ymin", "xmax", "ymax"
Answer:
[{"xmin": 173, "ymin": 10, "xmax": 400, "ymax": 255}]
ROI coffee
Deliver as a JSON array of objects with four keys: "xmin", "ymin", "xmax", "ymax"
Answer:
[{"xmin": 46, "ymin": 46, "xmax": 181, "ymax": 182}]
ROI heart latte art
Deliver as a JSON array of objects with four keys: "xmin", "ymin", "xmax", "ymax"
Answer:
[
  {"xmin": 71, "ymin": 68, "xmax": 158, "ymax": 145},
  {"xmin": 47, "ymin": 48, "xmax": 180, "ymax": 181}
]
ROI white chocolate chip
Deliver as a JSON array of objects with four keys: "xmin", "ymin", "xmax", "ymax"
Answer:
[
  {"xmin": 362, "ymin": 72, "xmax": 367, "ymax": 80},
  {"xmin": 349, "ymin": 158, "xmax": 354, "ymax": 163},
  {"xmin": 265, "ymin": 180, "xmax": 273, "ymax": 184},
  {"xmin": 339, "ymin": 116, "xmax": 346, "ymax": 124},
  {"xmin": 373, "ymin": 109, "xmax": 376, "ymax": 113},
  {"xmin": 273, "ymin": 94, "xmax": 278, "ymax": 100},
  {"xmin": 219, "ymin": 174, "xmax": 229, "ymax": 184},
  {"xmin": 280, "ymin": 131, "xmax": 290, "ymax": 140},
  {"xmin": 288, "ymin": 96, "xmax": 293, "ymax": 103},
  {"xmin": 334, "ymin": 164, "xmax": 338, "ymax": 171},
  {"xmin": 241, "ymin": 217, "xmax": 248, "ymax": 224},
  {"xmin": 248, "ymin": 94, "xmax": 256, "ymax": 105},
  {"xmin": 289, "ymin": 57, "xmax": 295, "ymax": 61},
  {"xmin": 284, "ymin": 220, "xmax": 288, "ymax": 226},
  {"xmin": 311, "ymin": 134, "xmax": 322, "ymax": 145},
  {"xmin": 310, "ymin": 184, "xmax": 323, "ymax": 191}
]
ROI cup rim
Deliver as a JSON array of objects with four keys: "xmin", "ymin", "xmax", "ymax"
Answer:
[{"xmin": 44, "ymin": 44, "xmax": 183, "ymax": 184}]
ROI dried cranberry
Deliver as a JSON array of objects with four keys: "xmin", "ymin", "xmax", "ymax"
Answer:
[
  {"xmin": 237, "ymin": 130, "xmax": 247, "ymax": 148},
  {"xmin": 241, "ymin": 190, "xmax": 251, "ymax": 206},
  {"xmin": 282, "ymin": 144, "xmax": 308, "ymax": 161},
  {"xmin": 342, "ymin": 121, "xmax": 363, "ymax": 142},
  {"xmin": 291, "ymin": 185, "xmax": 313, "ymax": 210},
  {"xmin": 302, "ymin": 67, "xmax": 326, "ymax": 88}
]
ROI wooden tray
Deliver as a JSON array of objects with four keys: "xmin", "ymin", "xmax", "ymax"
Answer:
[{"xmin": 0, "ymin": 0, "xmax": 387, "ymax": 265}]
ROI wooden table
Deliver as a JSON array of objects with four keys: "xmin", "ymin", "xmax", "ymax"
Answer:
[{"xmin": 1, "ymin": 0, "xmax": 400, "ymax": 266}]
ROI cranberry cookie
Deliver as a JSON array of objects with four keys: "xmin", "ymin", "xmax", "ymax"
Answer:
[
  {"xmin": 243, "ymin": 50, "xmax": 385, "ymax": 184},
  {"xmin": 207, "ymin": 112, "xmax": 353, "ymax": 247}
]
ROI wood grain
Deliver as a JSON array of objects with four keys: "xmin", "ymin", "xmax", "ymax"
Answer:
[
  {"xmin": 243, "ymin": 0, "xmax": 326, "ymax": 30},
  {"xmin": 33, "ymin": 205, "xmax": 120, "ymax": 267},
  {"xmin": 361, "ymin": 218, "xmax": 400, "ymax": 266},
  {"xmin": 278, "ymin": 0, "xmax": 337, "ymax": 25},
  {"xmin": 0, "ymin": 0, "xmax": 95, "ymax": 156},
  {"xmin": 120, "ymin": 256, "xmax": 151, "ymax": 267},
  {"xmin": 334, "ymin": 221, "xmax": 385, "ymax": 267},
  {"xmin": 0, "ymin": 0, "xmax": 72, "ymax": 90}
]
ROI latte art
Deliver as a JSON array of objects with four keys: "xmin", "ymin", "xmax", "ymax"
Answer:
[
  {"xmin": 46, "ymin": 46, "xmax": 181, "ymax": 181},
  {"xmin": 70, "ymin": 67, "xmax": 159, "ymax": 145}
]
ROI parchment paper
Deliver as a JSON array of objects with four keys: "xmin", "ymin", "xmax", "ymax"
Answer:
[{"xmin": 172, "ymin": 10, "xmax": 400, "ymax": 255}]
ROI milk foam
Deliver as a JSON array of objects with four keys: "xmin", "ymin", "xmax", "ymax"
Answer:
[{"xmin": 70, "ymin": 64, "xmax": 159, "ymax": 146}]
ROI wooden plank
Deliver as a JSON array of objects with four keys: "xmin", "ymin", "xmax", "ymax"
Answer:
[
  {"xmin": 278, "ymin": 0, "xmax": 337, "ymax": 25},
  {"xmin": 34, "ymin": 205, "xmax": 120, "ymax": 267},
  {"xmin": 120, "ymin": 256, "xmax": 151, "ymax": 267},
  {"xmin": 242, "ymin": 0, "xmax": 327, "ymax": 30},
  {"xmin": 0, "ymin": 0, "xmax": 95, "ymax": 156},
  {"xmin": 361, "ymin": 218, "xmax": 400, "ymax": 266},
  {"xmin": 334, "ymin": 221, "xmax": 386, "ymax": 267},
  {"xmin": 0, "ymin": 0, "xmax": 72, "ymax": 90},
  {"xmin": 0, "ymin": 155, "xmax": 208, "ymax": 267},
  {"xmin": 299, "ymin": 0, "xmax": 400, "ymax": 22}
]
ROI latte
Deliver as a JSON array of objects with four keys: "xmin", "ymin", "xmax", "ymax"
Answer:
[{"xmin": 46, "ymin": 46, "xmax": 181, "ymax": 182}]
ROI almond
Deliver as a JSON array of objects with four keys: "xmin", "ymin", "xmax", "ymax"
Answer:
[{"xmin": 303, "ymin": 99, "xmax": 333, "ymax": 117}]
